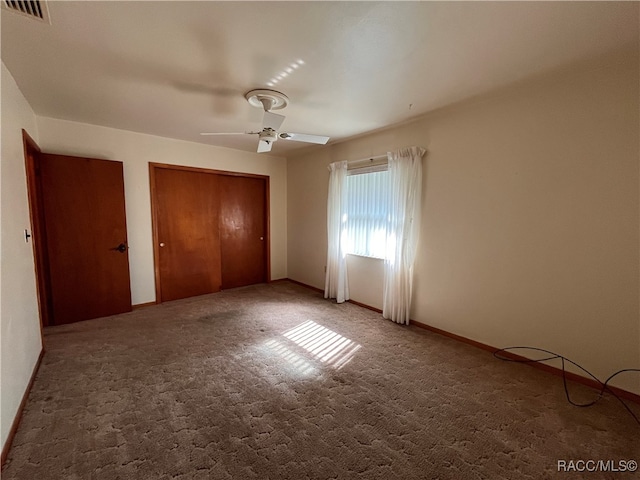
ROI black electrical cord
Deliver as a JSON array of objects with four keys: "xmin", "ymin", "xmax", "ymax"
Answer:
[{"xmin": 493, "ymin": 346, "xmax": 640, "ymax": 426}]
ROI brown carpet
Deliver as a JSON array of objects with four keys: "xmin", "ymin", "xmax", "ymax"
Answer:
[{"xmin": 3, "ymin": 281, "xmax": 638, "ymax": 479}]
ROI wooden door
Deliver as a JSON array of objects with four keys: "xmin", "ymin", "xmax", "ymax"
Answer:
[
  {"xmin": 39, "ymin": 154, "xmax": 132, "ymax": 325},
  {"xmin": 152, "ymin": 167, "xmax": 222, "ymax": 302},
  {"xmin": 219, "ymin": 175, "xmax": 268, "ymax": 289},
  {"xmin": 23, "ymin": 131, "xmax": 52, "ymax": 328}
]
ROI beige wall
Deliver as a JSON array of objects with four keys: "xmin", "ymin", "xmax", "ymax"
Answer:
[
  {"xmin": 287, "ymin": 49, "xmax": 640, "ymax": 394},
  {"xmin": 1, "ymin": 63, "xmax": 43, "ymax": 449},
  {"xmin": 36, "ymin": 118, "xmax": 288, "ymax": 305}
]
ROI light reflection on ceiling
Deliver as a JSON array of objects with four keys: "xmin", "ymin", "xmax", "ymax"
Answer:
[{"xmin": 267, "ymin": 59, "xmax": 305, "ymax": 87}]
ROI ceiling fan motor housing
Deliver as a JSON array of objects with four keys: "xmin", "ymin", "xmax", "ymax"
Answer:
[{"xmin": 259, "ymin": 128, "xmax": 279, "ymax": 143}]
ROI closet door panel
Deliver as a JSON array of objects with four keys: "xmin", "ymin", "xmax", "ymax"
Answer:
[
  {"xmin": 153, "ymin": 167, "xmax": 222, "ymax": 302},
  {"xmin": 219, "ymin": 175, "xmax": 268, "ymax": 289}
]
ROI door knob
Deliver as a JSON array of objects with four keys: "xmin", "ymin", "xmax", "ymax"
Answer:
[
  {"xmin": 111, "ymin": 243, "xmax": 127, "ymax": 253},
  {"xmin": 160, "ymin": 242, "xmax": 165, "ymax": 247}
]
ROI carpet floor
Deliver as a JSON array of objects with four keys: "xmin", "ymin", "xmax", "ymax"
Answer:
[{"xmin": 2, "ymin": 281, "xmax": 638, "ymax": 479}]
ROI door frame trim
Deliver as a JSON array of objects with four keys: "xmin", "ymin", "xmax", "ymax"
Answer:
[{"xmin": 149, "ymin": 162, "xmax": 271, "ymax": 304}]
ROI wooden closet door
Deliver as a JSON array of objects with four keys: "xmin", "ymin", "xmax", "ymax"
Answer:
[
  {"xmin": 219, "ymin": 175, "xmax": 268, "ymax": 289},
  {"xmin": 153, "ymin": 167, "xmax": 222, "ymax": 302}
]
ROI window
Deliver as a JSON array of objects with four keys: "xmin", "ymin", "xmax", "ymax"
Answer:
[{"xmin": 344, "ymin": 167, "xmax": 389, "ymax": 258}]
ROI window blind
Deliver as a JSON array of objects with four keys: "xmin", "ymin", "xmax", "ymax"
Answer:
[{"xmin": 344, "ymin": 170, "xmax": 389, "ymax": 258}]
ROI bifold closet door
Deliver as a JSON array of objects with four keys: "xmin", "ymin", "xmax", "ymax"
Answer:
[
  {"xmin": 153, "ymin": 168, "xmax": 222, "ymax": 302},
  {"xmin": 219, "ymin": 175, "xmax": 268, "ymax": 289}
]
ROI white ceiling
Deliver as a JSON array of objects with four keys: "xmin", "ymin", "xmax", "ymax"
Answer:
[{"xmin": 2, "ymin": 1, "xmax": 638, "ymax": 155}]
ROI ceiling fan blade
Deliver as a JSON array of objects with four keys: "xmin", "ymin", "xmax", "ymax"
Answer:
[
  {"xmin": 263, "ymin": 111, "xmax": 285, "ymax": 130},
  {"xmin": 279, "ymin": 132, "xmax": 330, "ymax": 144},
  {"xmin": 257, "ymin": 139, "xmax": 273, "ymax": 153},
  {"xmin": 200, "ymin": 131, "xmax": 260, "ymax": 136}
]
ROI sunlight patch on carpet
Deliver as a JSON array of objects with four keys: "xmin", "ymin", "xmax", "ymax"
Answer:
[
  {"xmin": 282, "ymin": 320, "xmax": 361, "ymax": 369},
  {"xmin": 263, "ymin": 338, "xmax": 317, "ymax": 375}
]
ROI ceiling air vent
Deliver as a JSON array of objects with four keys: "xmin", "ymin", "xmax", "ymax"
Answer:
[{"xmin": 2, "ymin": 0, "xmax": 50, "ymax": 23}]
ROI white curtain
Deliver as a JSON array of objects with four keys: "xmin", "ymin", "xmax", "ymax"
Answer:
[
  {"xmin": 324, "ymin": 161, "xmax": 349, "ymax": 303},
  {"xmin": 383, "ymin": 147, "xmax": 425, "ymax": 324}
]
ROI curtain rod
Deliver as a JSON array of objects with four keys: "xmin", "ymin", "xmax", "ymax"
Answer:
[{"xmin": 347, "ymin": 153, "xmax": 388, "ymax": 164}]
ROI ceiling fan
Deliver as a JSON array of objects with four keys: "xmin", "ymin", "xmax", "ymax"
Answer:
[{"xmin": 200, "ymin": 89, "xmax": 329, "ymax": 153}]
